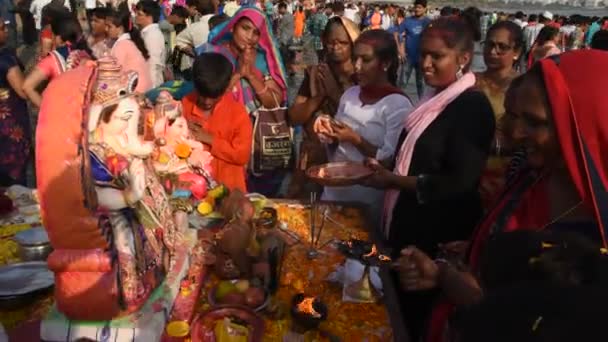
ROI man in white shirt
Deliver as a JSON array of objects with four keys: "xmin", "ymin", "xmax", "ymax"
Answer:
[
  {"xmin": 344, "ymin": 3, "xmax": 358, "ymax": 23},
  {"xmin": 175, "ymin": 0, "xmax": 216, "ymax": 78},
  {"xmin": 512, "ymin": 11, "xmax": 526, "ymax": 28},
  {"xmin": 136, "ymin": 0, "xmax": 166, "ymax": 88},
  {"xmin": 523, "ymin": 14, "xmax": 544, "ymax": 53},
  {"xmin": 223, "ymin": 0, "xmax": 240, "ymax": 17}
]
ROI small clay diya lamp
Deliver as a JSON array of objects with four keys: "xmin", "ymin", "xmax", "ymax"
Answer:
[{"xmin": 290, "ymin": 294, "xmax": 328, "ymax": 333}]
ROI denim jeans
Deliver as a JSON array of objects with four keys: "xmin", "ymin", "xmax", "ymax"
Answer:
[{"xmin": 399, "ymin": 60, "xmax": 424, "ymax": 100}]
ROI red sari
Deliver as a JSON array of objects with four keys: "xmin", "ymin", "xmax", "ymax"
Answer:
[{"xmin": 428, "ymin": 50, "xmax": 608, "ymax": 342}]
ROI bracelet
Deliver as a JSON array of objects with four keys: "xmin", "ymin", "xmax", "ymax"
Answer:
[{"xmin": 415, "ymin": 174, "xmax": 428, "ymax": 204}]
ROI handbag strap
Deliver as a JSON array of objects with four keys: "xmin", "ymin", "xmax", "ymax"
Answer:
[
  {"xmin": 249, "ymin": 110, "xmax": 263, "ymax": 177},
  {"xmin": 260, "ymin": 85, "xmax": 284, "ymax": 111}
]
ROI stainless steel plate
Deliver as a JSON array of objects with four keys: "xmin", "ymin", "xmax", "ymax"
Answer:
[
  {"xmin": 14, "ymin": 227, "xmax": 49, "ymax": 246},
  {"xmin": 0, "ymin": 261, "xmax": 54, "ymax": 297}
]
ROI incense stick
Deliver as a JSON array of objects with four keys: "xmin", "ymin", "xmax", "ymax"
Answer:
[{"xmin": 309, "ymin": 192, "xmax": 316, "ymax": 249}]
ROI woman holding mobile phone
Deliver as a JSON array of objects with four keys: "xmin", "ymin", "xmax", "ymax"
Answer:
[{"xmin": 312, "ymin": 29, "xmax": 413, "ymax": 221}]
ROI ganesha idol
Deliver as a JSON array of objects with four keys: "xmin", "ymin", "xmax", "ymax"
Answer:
[
  {"xmin": 149, "ymin": 91, "xmax": 213, "ymax": 200},
  {"xmin": 36, "ymin": 57, "xmax": 182, "ymax": 320}
]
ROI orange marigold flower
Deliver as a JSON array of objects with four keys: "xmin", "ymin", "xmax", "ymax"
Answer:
[{"xmin": 175, "ymin": 143, "xmax": 192, "ymax": 159}]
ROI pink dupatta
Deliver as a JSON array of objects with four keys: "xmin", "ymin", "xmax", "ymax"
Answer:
[{"xmin": 382, "ymin": 72, "xmax": 476, "ymax": 236}]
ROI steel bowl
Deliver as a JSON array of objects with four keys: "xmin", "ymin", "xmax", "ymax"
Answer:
[
  {"xmin": 14, "ymin": 227, "xmax": 52, "ymax": 261},
  {"xmin": 18, "ymin": 243, "xmax": 52, "ymax": 262}
]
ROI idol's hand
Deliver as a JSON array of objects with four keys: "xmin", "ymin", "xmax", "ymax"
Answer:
[{"xmin": 125, "ymin": 158, "xmax": 146, "ymax": 204}]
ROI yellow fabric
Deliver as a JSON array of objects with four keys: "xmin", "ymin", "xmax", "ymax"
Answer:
[{"xmin": 337, "ymin": 16, "xmax": 360, "ymax": 43}]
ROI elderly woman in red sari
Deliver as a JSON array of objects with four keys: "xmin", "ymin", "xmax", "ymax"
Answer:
[{"xmin": 394, "ymin": 50, "xmax": 608, "ymax": 342}]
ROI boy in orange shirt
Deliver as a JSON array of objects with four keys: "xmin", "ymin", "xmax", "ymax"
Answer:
[{"xmin": 182, "ymin": 53, "xmax": 252, "ymax": 192}]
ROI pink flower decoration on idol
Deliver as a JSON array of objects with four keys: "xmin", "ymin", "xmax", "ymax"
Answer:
[{"xmin": 189, "ymin": 149, "xmax": 213, "ymax": 172}]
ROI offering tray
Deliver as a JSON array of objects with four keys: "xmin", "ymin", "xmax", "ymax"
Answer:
[
  {"xmin": 207, "ymin": 284, "xmax": 271, "ymax": 313},
  {"xmin": 191, "ymin": 305, "xmax": 264, "ymax": 342},
  {"xmin": 306, "ymin": 162, "xmax": 373, "ymax": 187},
  {"xmin": 0, "ymin": 261, "xmax": 54, "ymax": 297}
]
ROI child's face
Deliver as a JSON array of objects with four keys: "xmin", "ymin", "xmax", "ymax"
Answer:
[
  {"xmin": 197, "ymin": 95, "xmax": 222, "ymax": 111},
  {"xmin": 106, "ymin": 21, "xmax": 122, "ymax": 40},
  {"xmin": 91, "ymin": 15, "xmax": 107, "ymax": 35}
]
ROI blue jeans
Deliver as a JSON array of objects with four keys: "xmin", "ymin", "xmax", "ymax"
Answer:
[{"xmin": 399, "ymin": 60, "xmax": 424, "ymax": 100}]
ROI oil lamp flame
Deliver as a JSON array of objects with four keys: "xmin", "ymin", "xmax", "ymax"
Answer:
[
  {"xmin": 296, "ymin": 297, "xmax": 322, "ymax": 318},
  {"xmin": 363, "ymin": 244, "xmax": 378, "ymax": 258},
  {"xmin": 378, "ymin": 254, "xmax": 391, "ymax": 262}
]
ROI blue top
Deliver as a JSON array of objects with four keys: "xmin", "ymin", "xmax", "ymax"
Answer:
[
  {"xmin": 586, "ymin": 22, "xmax": 600, "ymax": 46},
  {"xmin": 398, "ymin": 16, "xmax": 431, "ymax": 64},
  {"xmin": 388, "ymin": 25, "xmax": 402, "ymax": 43}
]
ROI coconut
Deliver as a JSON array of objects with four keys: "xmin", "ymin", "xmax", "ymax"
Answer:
[{"xmin": 219, "ymin": 189, "xmax": 246, "ymax": 221}]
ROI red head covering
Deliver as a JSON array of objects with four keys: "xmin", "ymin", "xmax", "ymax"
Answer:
[
  {"xmin": 426, "ymin": 49, "xmax": 608, "ymax": 342},
  {"xmin": 468, "ymin": 50, "xmax": 608, "ymax": 269},
  {"xmin": 540, "ymin": 50, "xmax": 608, "ymax": 247}
]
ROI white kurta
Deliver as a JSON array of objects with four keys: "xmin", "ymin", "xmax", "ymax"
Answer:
[
  {"xmin": 141, "ymin": 23, "xmax": 167, "ymax": 88},
  {"xmin": 322, "ymin": 86, "xmax": 413, "ymax": 221}
]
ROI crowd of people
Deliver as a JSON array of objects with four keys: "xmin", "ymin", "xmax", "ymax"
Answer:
[{"xmin": 1, "ymin": 0, "xmax": 608, "ymax": 340}]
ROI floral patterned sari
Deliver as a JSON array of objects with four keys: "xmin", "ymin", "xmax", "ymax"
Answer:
[{"xmin": 89, "ymin": 143, "xmax": 170, "ymax": 310}]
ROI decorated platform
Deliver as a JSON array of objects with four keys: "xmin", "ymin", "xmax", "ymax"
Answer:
[
  {"xmin": 0, "ymin": 194, "xmax": 408, "ymax": 341},
  {"xmin": 40, "ymin": 228, "xmax": 199, "ymax": 342}
]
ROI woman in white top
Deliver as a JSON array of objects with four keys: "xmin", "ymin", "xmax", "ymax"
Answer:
[{"xmin": 313, "ymin": 29, "xmax": 413, "ymax": 220}]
